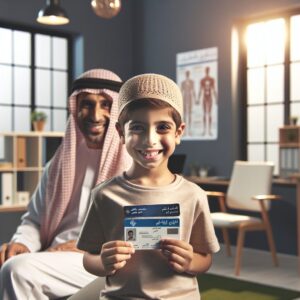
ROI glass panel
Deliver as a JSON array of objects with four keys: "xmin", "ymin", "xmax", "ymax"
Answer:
[
  {"xmin": 53, "ymin": 109, "xmax": 67, "ymax": 131},
  {"xmin": 247, "ymin": 68, "xmax": 265, "ymax": 104},
  {"xmin": 35, "ymin": 34, "xmax": 51, "ymax": 68},
  {"xmin": 291, "ymin": 102, "xmax": 300, "ymax": 122},
  {"xmin": 0, "ymin": 28, "xmax": 12, "ymax": 64},
  {"xmin": 291, "ymin": 15, "xmax": 300, "ymax": 62},
  {"xmin": 14, "ymin": 106, "xmax": 30, "ymax": 132},
  {"xmin": 247, "ymin": 144, "xmax": 265, "ymax": 161},
  {"xmin": 291, "ymin": 62, "xmax": 300, "ymax": 101},
  {"xmin": 246, "ymin": 22, "xmax": 265, "ymax": 67},
  {"xmin": 52, "ymin": 37, "xmax": 68, "ymax": 70},
  {"xmin": 13, "ymin": 30, "xmax": 31, "ymax": 66},
  {"xmin": 266, "ymin": 104, "xmax": 284, "ymax": 142},
  {"xmin": 36, "ymin": 107, "xmax": 51, "ymax": 131},
  {"xmin": 266, "ymin": 65, "xmax": 284, "ymax": 103},
  {"xmin": 35, "ymin": 69, "xmax": 51, "ymax": 107},
  {"xmin": 247, "ymin": 106, "xmax": 265, "ymax": 142},
  {"xmin": 0, "ymin": 65, "xmax": 12, "ymax": 104},
  {"xmin": 265, "ymin": 18, "xmax": 285, "ymax": 65},
  {"xmin": 14, "ymin": 67, "xmax": 31, "ymax": 105},
  {"xmin": 53, "ymin": 71, "xmax": 67, "ymax": 108},
  {"xmin": 267, "ymin": 144, "xmax": 279, "ymax": 175},
  {"xmin": 0, "ymin": 105, "xmax": 12, "ymax": 131}
]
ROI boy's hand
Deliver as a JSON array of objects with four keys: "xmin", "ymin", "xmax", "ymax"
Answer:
[
  {"xmin": 100, "ymin": 240, "xmax": 135, "ymax": 275},
  {"xmin": 160, "ymin": 239, "xmax": 193, "ymax": 273}
]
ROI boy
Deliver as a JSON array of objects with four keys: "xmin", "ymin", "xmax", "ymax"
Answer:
[{"xmin": 77, "ymin": 73, "xmax": 220, "ymax": 299}]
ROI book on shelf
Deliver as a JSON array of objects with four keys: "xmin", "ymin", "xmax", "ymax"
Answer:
[{"xmin": 1, "ymin": 172, "xmax": 13, "ymax": 206}]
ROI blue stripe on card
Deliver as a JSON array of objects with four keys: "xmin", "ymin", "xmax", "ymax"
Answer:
[
  {"xmin": 124, "ymin": 218, "xmax": 180, "ymax": 227},
  {"xmin": 124, "ymin": 204, "xmax": 180, "ymax": 217}
]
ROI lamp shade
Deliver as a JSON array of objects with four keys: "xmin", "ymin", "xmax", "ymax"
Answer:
[
  {"xmin": 91, "ymin": 0, "xmax": 121, "ymax": 19},
  {"xmin": 37, "ymin": 0, "xmax": 69, "ymax": 25}
]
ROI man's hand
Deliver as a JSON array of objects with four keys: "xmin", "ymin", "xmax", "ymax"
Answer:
[
  {"xmin": 46, "ymin": 240, "xmax": 83, "ymax": 253},
  {"xmin": 160, "ymin": 239, "xmax": 193, "ymax": 273},
  {"xmin": 0, "ymin": 242, "xmax": 30, "ymax": 267},
  {"xmin": 100, "ymin": 241, "xmax": 135, "ymax": 275}
]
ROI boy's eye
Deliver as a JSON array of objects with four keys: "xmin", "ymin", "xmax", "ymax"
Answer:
[
  {"xmin": 80, "ymin": 100, "xmax": 93, "ymax": 109},
  {"xmin": 101, "ymin": 101, "xmax": 112, "ymax": 110},
  {"xmin": 129, "ymin": 124, "xmax": 144, "ymax": 131},
  {"xmin": 157, "ymin": 123, "xmax": 171, "ymax": 132}
]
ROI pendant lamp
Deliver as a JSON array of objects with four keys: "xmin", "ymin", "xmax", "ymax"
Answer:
[
  {"xmin": 91, "ymin": 0, "xmax": 122, "ymax": 19},
  {"xmin": 37, "ymin": 0, "xmax": 69, "ymax": 25}
]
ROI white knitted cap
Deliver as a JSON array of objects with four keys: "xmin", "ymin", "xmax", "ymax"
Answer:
[{"xmin": 118, "ymin": 73, "xmax": 183, "ymax": 118}]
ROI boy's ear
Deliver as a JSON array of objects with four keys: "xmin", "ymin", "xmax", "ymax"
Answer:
[
  {"xmin": 175, "ymin": 123, "xmax": 186, "ymax": 145},
  {"xmin": 115, "ymin": 122, "xmax": 125, "ymax": 144}
]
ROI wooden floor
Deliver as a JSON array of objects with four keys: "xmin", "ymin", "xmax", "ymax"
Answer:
[{"xmin": 208, "ymin": 244, "xmax": 300, "ymax": 293}]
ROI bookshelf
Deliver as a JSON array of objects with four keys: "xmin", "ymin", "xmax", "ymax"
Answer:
[
  {"xmin": 279, "ymin": 126, "xmax": 300, "ymax": 178},
  {"xmin": 0, "ymin": 131, "xmax": 64, "ymax": 212}
]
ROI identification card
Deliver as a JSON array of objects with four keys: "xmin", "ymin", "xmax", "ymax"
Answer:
[{"xmin": 124, "ymin": 204, "xmax": 180, "ymax": 250}]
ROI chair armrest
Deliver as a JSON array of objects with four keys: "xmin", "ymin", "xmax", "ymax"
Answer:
[
  {"xmin": 252, "ymin": 194, "xmax": 281, "ymax": 201},
  {"xmin": 206, "ymin": 191, "xmax": 225, "ymax": 198}
]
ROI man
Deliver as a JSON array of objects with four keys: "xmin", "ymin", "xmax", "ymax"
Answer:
[
  {"xmin": 0, "ymin": 69, "xmax": 131, "ymax": 299},
  {"xmin": 198, "ymin": 66, "xmax": 217, "ymax": 136}
]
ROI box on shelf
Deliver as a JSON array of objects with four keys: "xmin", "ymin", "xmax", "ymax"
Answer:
[{"xmin": 16, "ymin": 191, "xmax": 30, "ymax": 205}]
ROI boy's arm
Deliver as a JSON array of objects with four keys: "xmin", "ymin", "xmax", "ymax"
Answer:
[
  {"xmin": 188, "ymin": 252, "xmax": 212, "ymax": 275},
  {"xmin": 83, "ymin": 241, "xmax": 135, "ymax": 277}
]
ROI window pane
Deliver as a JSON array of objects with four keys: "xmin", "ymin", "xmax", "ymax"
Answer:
[
  {"xmin": 248, "ymin": 144, "xmax": 265, "ymax": 161},
  {"xmin": 267, "ymin": 144, "xmax": 279, "ymax": 175},
  {"xmin": 0, "ymin": 65, "xmax": 12, "ymax": 104},
  {"xmin": 247, "ymin": 106, "xmax": 265, "ymax": 142},
  {"xmin": 266, "ymin": 104, "xmax": 284, "ymax": 142},
  {"xmin": 35, "ymin": 34, "xmax": 51, "ymax": 68},
  {"xmin": 247, "ymin": 68, "xmax": 265, "ymax": 104},
  {"xmin": 246, "ymin": 22, "xmax": 265, "ymax": 67},
  {"xmin": 265, "ymin": 18, "xmax": 285, "ymax": 65},
  {"xmin": 35, "ymin": 69, "xmax": 51, "ymax": 107},
  {"xmin": 53, "ymin": 71, "xmax": 67, "ymax": 108},
  {"xmin": 291, "ymin": 102, "xmax": 300, "ymax": 121},
  {"xmin": 14, "ymin": 67, "xmax": 31, "ymax": 105},
  {"xmin": 13, "ymin": 31, "xmax": 31, "ymax": 66},
  {"xmin": 14, "ymin": 107, "xmax": 30, "ymax": 132},
  {"xmin": 0, "ymin": 28, "xmax": 12, "ymax": 63},
  {"xmin": 53, "ymin": 109, "xmax": 67, "ymax": 131},
  {"xmin": 291, "ymin": 62, "xmax": 300, "ymax": 101},
  {"xmin": 291, "ymin": 15, "xmax": 300, "ymax": 61},
  {"xmin": 36, "ymin": 107, "xmax": 51, "ymax": 131},
  {"xmin": 0, "ymin": 105, "xmax": 12, "ymax": 131},
  {"xmin": 266, "ymin": 65, "xmax": 284, "ymax": 103},
  {"xmin": 52, "ymin": 37, "xmax": 68, "ymax": 70}
]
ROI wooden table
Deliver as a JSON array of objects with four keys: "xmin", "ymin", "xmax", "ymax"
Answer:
[{"xmin": 186, "ymin": 175, "xmax": 300, "ymax": 274}]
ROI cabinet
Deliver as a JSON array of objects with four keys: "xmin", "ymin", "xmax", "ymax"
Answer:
[
  {"xmin": 279, "ymin": 126, "xmax": 300, "ymax": 178},
  {"xmin": 0, "ymin": 131, "xmax": 64, "ymax": 212}
]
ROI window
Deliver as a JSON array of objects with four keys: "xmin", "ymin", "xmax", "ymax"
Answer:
[
  {"xmin": 242, "ymin": 10, "xmax": 300, "ymax": 175},
  {"xmin": 0, "ymin": 22, "xmax": 72, "ymax": 133}
]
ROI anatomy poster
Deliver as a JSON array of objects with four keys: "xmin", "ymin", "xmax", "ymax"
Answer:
[{"xmin": 176, "ymin": 47, "xmax": 218, "ymax": 140}]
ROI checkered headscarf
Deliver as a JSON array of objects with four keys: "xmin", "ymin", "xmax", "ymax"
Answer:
[{"xmin": 40, "ymin": 69, "xmax": 131, "ymax": 249}]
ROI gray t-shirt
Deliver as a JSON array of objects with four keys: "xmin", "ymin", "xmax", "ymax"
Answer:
[{"xmin": 77, "ymin": 174, "xmax": 219, "ymax": 300}]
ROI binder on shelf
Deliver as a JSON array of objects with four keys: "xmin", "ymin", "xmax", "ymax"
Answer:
[
  {"xmin": 16, "ymin": 191, "xmax": 30, "ymax": 205},
  {"xmin": 1, "ymin": 172, "xmax": 13, "ymax": 206},
  {"xmin": 16, "ymin": 137, "xmax": 27, "ymax": 168}
]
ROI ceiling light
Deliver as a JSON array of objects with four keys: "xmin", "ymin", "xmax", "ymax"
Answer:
[
  {"xmin": 37, "ymin": 0, "xmax": 69, "ymax": 25},
  {"xmin": 91, "ymin": 0, "xmax": 122, "ymax": 19}
]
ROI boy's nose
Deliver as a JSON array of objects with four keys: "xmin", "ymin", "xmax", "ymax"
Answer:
[
  {"xmin": 144, "ymin": 128, "xmax": 158, "ymax": 145},
  {"xmin": 90, "ymin": 106, "xmax": 103, "ymax": 122}
]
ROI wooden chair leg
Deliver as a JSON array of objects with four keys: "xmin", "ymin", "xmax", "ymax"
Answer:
[
  {"xmin": 221, "ymin": 228, "xmax": 231, "ymax": 256},
  {"xmin": 235, "ymin": 227, "xmax": 245, "ymax": 276},
  {"xmin": 265, "ymin": 225, "xmax": 279, "ymax": 267}
]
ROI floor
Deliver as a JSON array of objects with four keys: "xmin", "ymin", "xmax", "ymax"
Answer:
[{"xmin": 208, "ymin": 244, "xmax": 300, "ymax": 292}]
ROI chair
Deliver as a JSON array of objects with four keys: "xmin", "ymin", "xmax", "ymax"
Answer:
[{"xmin": 207, "ymin": 161, "xmax": 280, "ymax": 276}]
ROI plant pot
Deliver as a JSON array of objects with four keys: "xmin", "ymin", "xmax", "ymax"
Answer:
[{"xmin": 33, "ymin": 120, "xmax": 45, "ymax": 131}]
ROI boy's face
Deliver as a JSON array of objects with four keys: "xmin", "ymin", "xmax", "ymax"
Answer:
[
  {"xmin": 76, "ymin": 92, "xmax": 112, "ymax": 149},
  {"xmin": 117, "ymin": 107, "xmax": 185, "ymax": 171}
]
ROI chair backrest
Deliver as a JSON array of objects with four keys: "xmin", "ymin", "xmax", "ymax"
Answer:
[{"xmin": 227, "ymin": 161, "xmax": 274, "ymax": 212}]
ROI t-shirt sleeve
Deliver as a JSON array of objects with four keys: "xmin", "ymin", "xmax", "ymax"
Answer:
[
  {"xmin": 190, "ymin": 190, "xmax": 220, "ymax": 254},
  {"xmin": 76, "ymin": 190, "xmax": 105, "ymax": 254}
]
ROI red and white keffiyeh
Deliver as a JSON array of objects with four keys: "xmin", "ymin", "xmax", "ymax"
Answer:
[{"xmin": 40, "ymin": 69, "xmax": 131, "ymax": 248}]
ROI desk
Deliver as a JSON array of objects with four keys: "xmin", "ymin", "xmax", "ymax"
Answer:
[
  {"xmin": 0, "ymin": 205, "xmax": 27, "ymax": 213},
  {"xmin": 186, "ymin": 176, "xmax": 300, "ymax": 274}
]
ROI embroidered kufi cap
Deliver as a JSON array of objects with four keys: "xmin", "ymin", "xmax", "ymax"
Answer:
[{"xmin": 118, "ymin": 73, "xmax": 183, "ymax": 118}]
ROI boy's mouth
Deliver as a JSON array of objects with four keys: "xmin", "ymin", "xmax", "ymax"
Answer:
[{"xmin": 139, "ymin": 150, "xmax": 163, "ymax": 159}]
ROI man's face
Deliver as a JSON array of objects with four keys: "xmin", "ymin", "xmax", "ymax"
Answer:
[{"xmin": 76, "ymin": 92, "xmax": 112, "ymax": 149}]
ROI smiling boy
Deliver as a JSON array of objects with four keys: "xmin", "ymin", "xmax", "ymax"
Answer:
[{"xmin": 77, "ymin": 73, "xmax": 219, "ymax": 299}]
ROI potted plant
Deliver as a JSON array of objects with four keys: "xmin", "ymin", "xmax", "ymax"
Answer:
[{"xmin": 31, "ymin": 111, "xmax": 47, "ymax": 131}]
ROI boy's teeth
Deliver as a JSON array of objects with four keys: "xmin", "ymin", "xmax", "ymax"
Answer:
[{"xmin": 141, "ymin": 151, "xmax": 159, "ymax": 158}]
